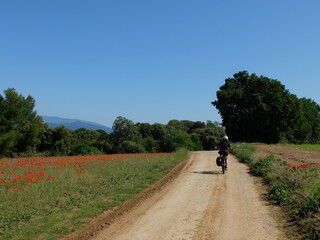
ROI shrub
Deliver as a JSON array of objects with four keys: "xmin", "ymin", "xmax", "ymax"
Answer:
[
  {"xmin": 251, "ymin": 156, "xmax": 278, "ymax": 177},
  {"xmin": 118, "ymin": 140, "xmax": 145, "ymax": 153},
  {"xmin": 70, "ymin": 144, "xmax": 102, "ymax": 155},
  {"xmin": 269, "ymin": 182, "xmax": 291, "ymax": 203}
]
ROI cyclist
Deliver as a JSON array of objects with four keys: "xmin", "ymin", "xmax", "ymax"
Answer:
[{"xmin": 218, "ymin": 136, "xmax": 231, "ymax": 170}]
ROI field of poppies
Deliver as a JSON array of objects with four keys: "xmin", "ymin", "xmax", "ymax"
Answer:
[{"xmin": 0, "ymin": 150, "xmax": 188, "ymax": 240}]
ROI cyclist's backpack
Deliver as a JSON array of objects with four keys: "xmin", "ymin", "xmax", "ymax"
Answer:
[{"xmin": 216, "ymin": 157, "xmax": 223, "ymax": 166}]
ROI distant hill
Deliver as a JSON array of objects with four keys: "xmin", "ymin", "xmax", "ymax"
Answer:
[{"xmin": 41, "ymin": 116, "xmax": 112, "ymax": 133}]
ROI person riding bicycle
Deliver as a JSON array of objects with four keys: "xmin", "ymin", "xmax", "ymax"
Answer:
[{"xmin": 218, "ymin": 136, "xmax": 231, "ymax": 170}]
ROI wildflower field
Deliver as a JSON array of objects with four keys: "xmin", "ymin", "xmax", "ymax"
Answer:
[{"xmin": 0, "ymin": 150, "xmax": 188, "ymax": 240}]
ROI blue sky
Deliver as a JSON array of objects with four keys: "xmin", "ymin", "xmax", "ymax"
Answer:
[{"xmin": 1, "ymin": 0, "xmax": 319, "ymax": 127}]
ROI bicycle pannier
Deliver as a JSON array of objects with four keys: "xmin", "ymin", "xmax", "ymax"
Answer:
[{"xmin": 216, "ymin": 157, "xmax": 223, "ymax": 166}]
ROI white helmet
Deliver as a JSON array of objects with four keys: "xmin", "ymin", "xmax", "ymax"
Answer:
[{"xmin": 223, "ymin": 136, "xmax": 228, "ymax": 140}]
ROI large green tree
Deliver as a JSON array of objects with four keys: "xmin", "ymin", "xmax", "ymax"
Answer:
[
  {"xmin": 299, "ymin": 98, "xmax": 320, "ymax": 144},
  {"xmin": 111, "ymin": 116, "xmax": 144, "ymax": 153},
  {"xmin": 73, "ymin": 128, "xmax": 100, "ymax": 145},
  {"xmin": 50, "ymin": 126, "xmax": 73, "ymax": 155},
  {"xmin": 0, "ymin": 88, "xmax": 42, "ymax": 156},
  {"xmin": 192, "ymin": 121, "xmax": 225, "ymax": 150},
  {"xmin": 212, "ymin": 71, "xmax": 318, "ymax": 143}
]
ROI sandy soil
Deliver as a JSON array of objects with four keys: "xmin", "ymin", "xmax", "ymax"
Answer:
[{"xmin": 63, "ymin": 151, "xmax": 286, "ymax": 240}]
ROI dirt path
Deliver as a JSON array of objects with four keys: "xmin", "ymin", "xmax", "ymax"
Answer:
[{"xmin": 92, "ymin": 151, "xmax": 286, "ymax": 240}]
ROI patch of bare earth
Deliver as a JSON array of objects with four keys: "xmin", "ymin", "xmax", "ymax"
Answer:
[
  {"xmin": 61, "ymin": 151, "xmax": 287, "ymax": 240},
  {"xmin": 253, "ymin": 144, "xmax": 320, "ymax": 170}
]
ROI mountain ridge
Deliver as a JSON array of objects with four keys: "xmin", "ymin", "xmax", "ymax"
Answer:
[{"xmin": 41, "ymin": 116, "xmax": 112, "ymax": 133}]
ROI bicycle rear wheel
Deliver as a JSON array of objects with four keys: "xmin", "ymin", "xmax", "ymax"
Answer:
[{"xmin": 222, "ymin": 160, "xmax": 226, "ymax": 174}]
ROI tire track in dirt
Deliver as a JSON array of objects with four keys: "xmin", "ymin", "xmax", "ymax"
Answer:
[{"xmin": 193, "ymin": 154, "xmax": 285, "ymax": 240}]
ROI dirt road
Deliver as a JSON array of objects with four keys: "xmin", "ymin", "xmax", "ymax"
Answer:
[{"xmin": 92, "ymin": 151, "xmax": 285, "ymax": 240}]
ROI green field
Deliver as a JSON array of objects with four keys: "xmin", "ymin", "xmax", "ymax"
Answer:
[
  {"xmin": 286, "ymin": 144, "xmax": 320, "ymax": 151},
  {"xmin": 0, "ymin": 149, "xmax": 188, "ymax": 240}
]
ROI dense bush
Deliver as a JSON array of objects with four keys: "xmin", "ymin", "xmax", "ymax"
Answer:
[{"xmin": 70, "ymin": 144, "xmax": 103, "ymax": 155}]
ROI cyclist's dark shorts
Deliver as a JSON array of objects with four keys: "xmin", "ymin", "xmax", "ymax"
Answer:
[{"xmin": 219, "ymin": 151, "xmax": 228, "ymax": 156}]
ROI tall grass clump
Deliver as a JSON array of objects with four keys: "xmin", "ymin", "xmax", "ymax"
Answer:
[
  {"xmin": 0, "ymin": 149, "xmax": 188, "ymax": 240},
  {"xmin": 233, "ymin": 143, "xmax": 320, "ymax": 239},
  {"xmin": 232, "ymin": 143, "xmax": 255, "ymax": 165}
]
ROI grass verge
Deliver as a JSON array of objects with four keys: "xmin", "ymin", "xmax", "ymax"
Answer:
[
  {"xmin": 0, "ymin": 149, "xmax": 189, "ymax": 240},
  {"xmin": 233, "ymin": 144, "xmax": 320, "ymax": 240}
]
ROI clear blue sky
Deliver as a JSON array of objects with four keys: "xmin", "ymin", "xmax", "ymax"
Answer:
[{"xmin": 1, "ymin": 0, "xmax": 319, "ymax": 127}]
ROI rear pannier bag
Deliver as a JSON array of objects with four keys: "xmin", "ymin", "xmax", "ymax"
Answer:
[{"xmin": 216, "ymin": 157, "xmax": 223, "ymax": 166}]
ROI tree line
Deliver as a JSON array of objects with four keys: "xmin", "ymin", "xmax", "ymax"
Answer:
[
  {"xmin": 0, "ymin": 88, "xmax": 226, "ymax": 158},
  {"xmin": 213, "ymin": 71, "xmax": 320, "ymax": 144}
]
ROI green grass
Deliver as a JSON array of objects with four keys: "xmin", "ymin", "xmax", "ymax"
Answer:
[
  {"xmin": 233, "ymin": 143, "xmax": 320, "ymax": 240},
  {"xmin": 285, "ymin": 144, "xmax": 320, "ymax": 151},
  {"xmin": 0, "ymin": 149, "xmax": 189, "ymax": 240},
  {"xmin": 280, "ymin": 144, "xmax": 320, "ymax": 151}
]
